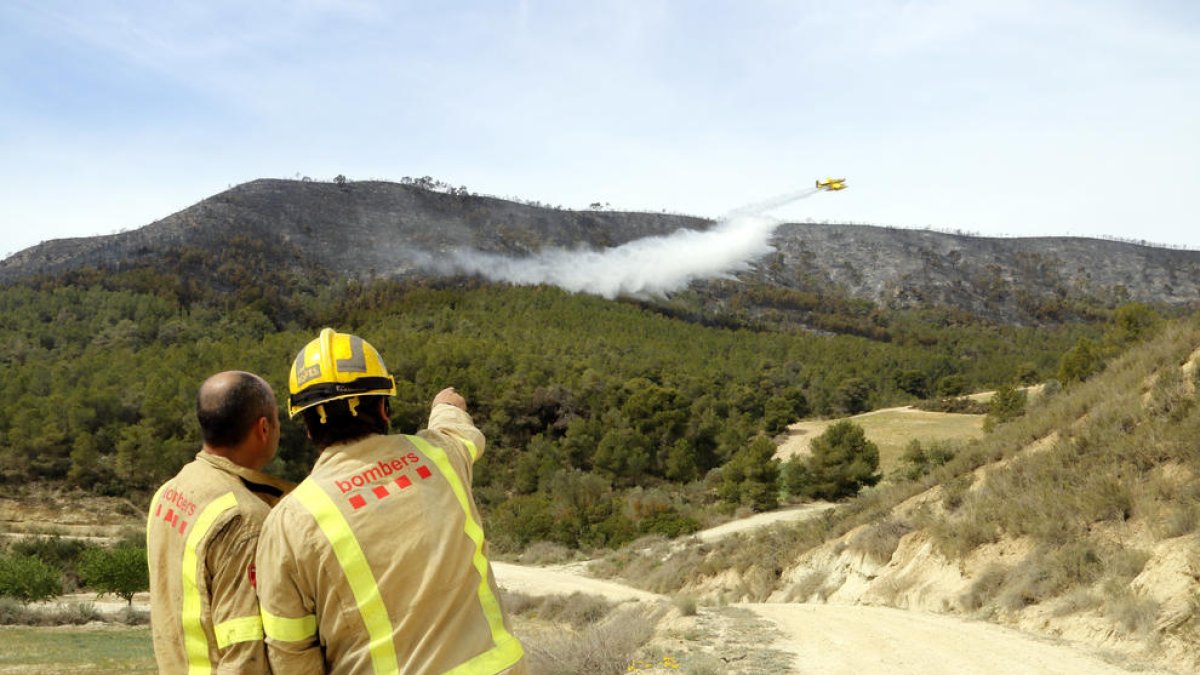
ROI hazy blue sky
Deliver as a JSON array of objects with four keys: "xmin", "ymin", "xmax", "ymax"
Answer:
[{"xmin": 2, "ymin": 0, "xmax": 1197, "ymax": 258}]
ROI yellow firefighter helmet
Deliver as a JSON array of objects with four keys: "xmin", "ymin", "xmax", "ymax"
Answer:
[{"xmin": 287, "ymin": 328, "xmax": 396, "ymax": 418}]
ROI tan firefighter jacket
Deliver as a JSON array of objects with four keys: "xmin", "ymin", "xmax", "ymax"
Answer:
[
  {"xmin": 256, "ymin": 404, "xmax": 527, "ymax": 675},
  {"xmin": 147, "ymin": 451, "xmax": 295, "ymax": 674}
]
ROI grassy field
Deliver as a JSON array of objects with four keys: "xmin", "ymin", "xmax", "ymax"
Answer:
[
  {"xmin": 0, "ymin": 626, "xmax": 155, "ymax": 674},
  {"xmin": 776, "ymin": 407, "xmax": 985, "ymax": 473}
]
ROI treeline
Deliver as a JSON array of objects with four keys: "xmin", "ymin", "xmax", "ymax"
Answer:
[{"xmin": 0, "ymin": 269, "xmax": 1112, "ymax": 551}]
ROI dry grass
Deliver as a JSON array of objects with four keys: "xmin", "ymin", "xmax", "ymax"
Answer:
[
  {"xmin": 502, "ymin": 591, "xmax": 616, "ymax": 630},
  {"xmin": 1051, "ymin": 588, "xmax": 1104, "ymax": 617},
  {"xmin": 784, "ymin": 569, "xmax": 831, "ymax": 603},
  {"xmin": 513, "ymin": 541, "xmax": 583, "ymax": 566},
  {"xmin": 0, "ymin": 596, "xmax": 148, "ymax": 628},
  {"xmin": 522, "ymin": 604, "xmax": 660, "ymax": 675},
  {"xmin": 0, "ymin": 598, "xmax": 102, "ymax": 626},
  {"xmin": 671, "ymin": 594, "xmax": 698, "ymax": 616},
  {"xmin": 959, "ymin": 564, "xmax": 1007, "ymax": 612},
  {"xmin": 778, "ymin": 407, "xmax": 985, "ymax": 474},
  {"xmin": 1104, "ymin": 586, "xmax": 1161, "ymax": 636},
  {"xmin": 846, "ymin": 517, "xmax": 914, "ymax": 563}
]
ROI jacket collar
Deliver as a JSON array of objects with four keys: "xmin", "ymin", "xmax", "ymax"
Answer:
[{"xmin": 197, "ymin": 450, "xmax": 295, "ymax": 501}]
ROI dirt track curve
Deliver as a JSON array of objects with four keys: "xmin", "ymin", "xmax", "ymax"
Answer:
[
  {"xmin": 746, "ymin": 603, "xmax": 1170, "ymax": 675},
  {"xmin": 492, "ymin": 509, "xmax": 1172, "ymax": 675}
]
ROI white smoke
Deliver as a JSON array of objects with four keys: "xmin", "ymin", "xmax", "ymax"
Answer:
[{"xmin": 440, "ymin": 187, "xmax": 820, "ymax": 299}]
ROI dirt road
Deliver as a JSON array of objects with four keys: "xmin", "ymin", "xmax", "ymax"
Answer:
[
  {"xmin": 492, "ymin": 510, "xmax": 1168, "ymax": 674},
  {"xmin": 745, "ymin": 603, "xmax": 1170, "ymax": 675},
  {"xmin": 492, "ymin": 562, "xmax": 663, "ymax": 603},
  {"xmin": 692, "ymin": 503, "xmax": 834, "ymax": 542}
]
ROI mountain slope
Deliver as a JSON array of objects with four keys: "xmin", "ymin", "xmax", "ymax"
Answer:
[
  {"xmin": 0, "ymin": 179, "xmax": 710, "ymax": 283},
  {"xmin": 3, "ymin": 179, "xmax": 1197, "ymax": 324}
]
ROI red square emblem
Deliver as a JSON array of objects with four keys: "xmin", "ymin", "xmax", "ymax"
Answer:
[
  {"xmin": 349, "ymin": 494, "xmax": 367, "ymax": 510},
  {"xmin": 395, "ymin": 475, "xmax": 412, "ymax": 489},
  {"xmin": 373, "ymin": 485, "xmax": 389, "ymax": 499},
  {"xmin": 416, "ymin": 465, "xmax": 432, "ymax": 480}
]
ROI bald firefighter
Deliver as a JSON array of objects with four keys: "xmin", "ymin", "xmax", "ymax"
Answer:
[
  {"xmin": 256, "ymin": 328, "xmax": 526, "ymax": 674},
  {"xmin": 147, "ymin": 371, "xmax": 295, "ymax": 674}
]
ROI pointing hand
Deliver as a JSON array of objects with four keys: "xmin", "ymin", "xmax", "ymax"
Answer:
[{"xmin": 433, "ymin": 387, "xmax": 467, "ymax": 411}]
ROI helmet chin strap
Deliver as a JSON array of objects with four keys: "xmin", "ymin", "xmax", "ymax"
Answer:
[
  {"xmin": 348, "ymin": 397, "xmax": 360, "ymax": 417},
  {"xmin": 317, "ymin": 404, "xmax": 328, "ymax": 425}
]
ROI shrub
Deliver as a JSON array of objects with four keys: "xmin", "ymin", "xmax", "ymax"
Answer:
[
  {"xmin": 785, "ymin": 570, "xmax": 830, "ymax": 602},
  {"xmin": 1105, "ymin": 547, "xmax": 1151, "ymax": 584},
  {"xmin": 672, "ymin": 594, "xmax": 698, "ymax": 616},
  {"xmin": 896, "ymin": 440, "xmax": 957, "ymax": 480},
  {"xmin": 0, "ymin": 597, "xmax": 36, "ymax": 624},
  {"xmin": 936, "ymin": 374, "xmax": 968, "ymax": 397},
  {"xmin": 0, "ymin": 597, "xmax": 107, "ymax": 626},
  {"xmin": 1038, "ymin": 379, "xmax": 1062, "ymax": 401},
  {"xmin": 847, "ymin": 518, "xmax": 913, "ymax": 563},
  {"xmin": 637, "ymin": 508, "xmax": 701, "ymax": 539},
  {"xmin": 832, "ymin": 378, "xmax": 871, "ymax": 415},
  {"xmin": 1052, "ymin": 589, "xmax": 1103, "ymax": 617},
  {"xmin": 0, "ymin": 554, "xmax": 62, "ymax": 604},
  {"xmin": 502, "ymin": 591, "xmax": 616, "ymax": 629},
  {"xmin": 516, "ymin": 541, "xmax": 578, "ymax": 565},
  {"xmin": 1058, "ymin": 337, "xmax": 1103, "ymax": 384},
  {"xmin": 999, "ymin": 542, "xmax": 1104, "ymax": 610},
  {"xmin": 524, "ymin": 605, "xmax": 657, "ymax": 675},
  {"xmin": 719, "ymin": 436, "xmax": 780, "ymax": 511},
  {"xmin": 79, "ymin": 547, "xmax": 148, "ymax": 605},
  {"xmin": 9, "ymin": 536, "xmax": 96, "ymax": 592},
  {"xmin": 798, "ymin": 421, "xmax": 881, "ymax": 501},
  {"xmin": 115, "ymin": 606, "xmax": 151, "ymax": 625},
  {"xmin": 782, "ymin": 455, "xmax": 813, "ymax": 497},
  {"xmin": 983, "ymin": 384, "xmax": 1027, "ymax": 432},
  {"xmin": 1159, "ymin": 503, "xmax": 1200, "ymax": 539},
  {"xmin": 960, "ymin": 564, "xmax": 1007, "ymax": 612},
  {"xmin": 543, "ymin": 593, "xmax": 613, "ymax": 629},
  {"xmin": 1104, "ymin": 586, "xmax": 1160, "ymax": 636}
]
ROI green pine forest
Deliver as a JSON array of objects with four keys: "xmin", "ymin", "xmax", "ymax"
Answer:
[{"xmin": 0, "ymin": 259, "xmax": 1134, "ymax": 552}]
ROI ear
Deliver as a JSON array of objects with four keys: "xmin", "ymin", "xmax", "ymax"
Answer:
[
  {"xmin": 257, "ymin": 416, "xmax": 271, "ymax": 440},
  {"xmin": 379, "ymin": 398, "xmax": 391, "ymax": 425}
]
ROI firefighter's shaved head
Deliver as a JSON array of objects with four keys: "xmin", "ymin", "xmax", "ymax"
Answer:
[{"xmin": 197, "ymin": 371, "xmax": 277, "ymax": 449}]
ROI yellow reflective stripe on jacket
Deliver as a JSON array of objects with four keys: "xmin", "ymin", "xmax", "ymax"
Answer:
[
  {"xmin": 146, "ymin": 483, "xmax": 169, "ymax": 550},
  {"xmin": 182, "ymin": 492, "xmax": 239, "ymax": 674},
  {"xmin": 261, "ymin": 610, "xmax": 317, "ymax": 642},
  {"xmin": 442, "ymin": 430, "xmax": 479, "ymax": 463},
  {"xmin": 214, "ymin": 615, "xmax": 264, "ymax": 648},
  {"xmin": 293, "ymin": 479, "xmax": 399, "ymax": 674},
  {"xmin": 408, "ymin": 436, "xmax": 525, "ymax": 674},
  {"xmin": 461, "ymin": 437, "xmax": 479, "ymax": 463}
]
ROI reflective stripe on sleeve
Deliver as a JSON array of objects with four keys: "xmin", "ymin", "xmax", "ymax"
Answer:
[
  {"xmin": 442, "ymin": 430, "xmax": 480, "ymax": 463},
  {"xmin": 292, "ymin": 479, "xmax": 399, "ymax": 674},
  {"xmin": 214, "ymin": 615, "xmax": 264, "ymax": 648},
  {"xmin": 260, "ymin": 610, "xmax": 317, "ymax": 642},
  {"xmin": 407, "ymin": 436, "xmax": 525, "ymax": 674},
  {"xmin": 182, "ymin": 492, "xmax": 240, "ymax": 674},
  {"xmin": 462, "ymin": 437, "xmax": 479, "ymax": 463}
]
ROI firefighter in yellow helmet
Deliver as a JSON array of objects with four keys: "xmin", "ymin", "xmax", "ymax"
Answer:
[
  {"xmin": 147, "ymin": 371, "xmax": 295, "ymax": 674},
  {"xmin": 256, "ymin": 328, "xmax": 526, "ymax": 674}
]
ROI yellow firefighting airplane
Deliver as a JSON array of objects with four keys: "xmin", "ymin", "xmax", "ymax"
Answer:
[{"xmin": 815, "ymin": 177, "xmax": 847, "ymax": 191}]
